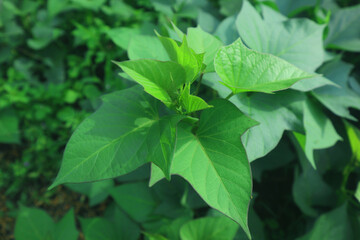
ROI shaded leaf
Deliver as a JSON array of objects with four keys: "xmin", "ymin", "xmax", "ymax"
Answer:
[
  {"xmin": 302, "ymin": 98, "xmax": 342, "ymax": 168},
  {"xmin": 110, "ymin": 182, "xmax": 158, "ymax": 222},
  {"xmin": 180, "ymin": 217, "xmax": 238, "ymax": 240},
  {"xmin": 14, "ymin": 206, "xmax": 55, "ymax": 240},
  {"xmin": 296, "ymin": 204, "xmax": 353, "ymax": 240},
  {"xmin": 325, "ymin": 5, "xmax": 360, "ymax": 52},
  {"xmin": 80, "ymin": 217, "xmax": 117, "ymax": 240},
  {"xmin": 55, "ymin": 209, "xmax": 78, "ymax": 240},
  {"xmin": 66, "ymin": 179, "xmax": 114, "ymax": 206},
  {"xmin": 313, "ymin": 59, "xmax": 360, "ymax": 121},
  {"xmin": 0, "ymin": 106, "xmax": 20, "ymax": 144}
]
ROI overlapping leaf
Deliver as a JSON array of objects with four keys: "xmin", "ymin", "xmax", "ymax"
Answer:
[
  {"xmin": 235, "ymin": 1, "xmax": 332, "ymax": 91},
  {"xmin": 313, "ymin": 59, "xmax": 360, "ymax": 121},
  {"xmin": 203, "ymin": 73, "xmax": 305, "ymax": 161},
  {"xmin": 214, "ymin": 38, "xmax": 315, "ymax": 93},
  {"xmin": 179, "ymin": 84, "xmax": 212, "ymax": 114},
  {"xmin": 301, "ymin": 99, "xmax": 342, "ymax": 168},
  {"xmin": 114, "ymin": 59, "xmax": 186, "ymax": 106},
  {"xmin": 150, "ymin": 99, "xmax": 258, "ymax": 239},
  {"xmin": 49, "ymin": 86, "xmax": 183, "ymax": 188},
  {"xmin": 186, "ymin": 27, "xmax": 222, "ymax": 72},
  {"xmin": 325, "ymin": 4, "xmax": 360, "ymax": 52},
  {"xmin": 156, "ymin": 33, "xmax": 204, "ymax": 83}
]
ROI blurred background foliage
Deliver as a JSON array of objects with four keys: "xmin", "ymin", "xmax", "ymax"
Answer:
[{"xmin": 0, "ymin": 0, "xmax": 359, "ymax": 239}]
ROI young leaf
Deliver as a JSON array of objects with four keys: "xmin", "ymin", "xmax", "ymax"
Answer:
[
  {"xmin": 150, "ymin": 99, "xmax": 258, "ymax": 239},
  {"xmin": 49, "ymin": 86, "xmax": 183, "ymax": 188},
  {"xmin": 114, "ymin": 59, "xmax": 186, "ymax": 106},
  {"xmin": 186, "ymin": 27, "xmax": 222, "ymax": 72},
  {"xmin": 179, "ymin": 217, "xmax": 239, "ymax": 240},
  {"xmin": 214, "ymin": 38, "xmax": 315, "ymax": 94},
  {"xmin": 156, "ymin": 33, "xmax": 204, "ymax": 83},
  {"xmin": 344, "ymin": 121, "xmax": 360, "ymax": 162},
  {"xmin": 179, "ymin": 84, "xmax": 212, "ymax": 113}
]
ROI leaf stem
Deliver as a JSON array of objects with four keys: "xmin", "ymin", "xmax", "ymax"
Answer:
[
  {"xmin": 225, "ymin": 92, "xmax": 234, "ymax": 100},
  {"xmin": 193, "ymin": 73, "xmax": 204, "ymax": 96}
]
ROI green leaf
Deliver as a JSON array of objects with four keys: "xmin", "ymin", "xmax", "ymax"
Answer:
[
  {"xmin": 105, "ymin": 204, "xmax": 141, "ymax": 240},
  {"xmin": 14, "ymin": 206, "xmax": 55, "ymax": 240},
  {"xmin": 291, "ymin": 145, "xmax": 337, "ymax": 216},
  {"xmin": 276, "ymin": 0, "xmax": 318, "ymax": 16},
  {"xmin": 186, "ymin": 27, "xmax": 223, "ymax": 72},
  {"xmin": 219, "ymin": 0, "xmax": 243, "ymax": 16},
  {"xmin": 128, "ymin": 35, "xmax": 169, "ymax": 61},
  {"xmin": 49, "ymin": 87, "xmax": 183, "ymax": 188},
  {"xmin": 214, "ymin": 38, "xmax": 315, "ymax": 94},
  {"xmin": 302, "ymin": 98, "xmax": 342, "ymax": 168},
  {"xmin": 203, "ymin": 73, "xmax": 305, "ymax": 161},
  {"xmin": 344, "ymin": 121, "xmax": 360, "ymax": 162},
  {"xmin": 355, "ymin": 183, "xmax": 360, "ymax": 203},
  {"xmin": 107, "ymin": 27, "xmax": 141, "ymax": 49},
  {"xmin": 0, "ymin": 107, "xmax": 20, "ymax": 144},
  {"xmin": 180, "ymin": 217, "xmax": 239, "ymax": 240},
  {"xmin": 296, "ymin": 204, "xmax": 353, "ymax": 240},
  {"xmin": 179, "ymin": 84, "xmax": 212, "ymax": 113},
  {"xmin": 66, "ymin": 179, "xmax": 114, "ymax": 206},
  {"xmin": 325, "ymin": 5, "xmax": 360, "ymax": 52},
  {"xmin": 114, "ymin": 59, "xmax": 186, "ymax": 106},
  {"xmin": 312, "ymin": 59, "xmax": 360, "ymax": 121},
  {"xmin": 144, "ymin": 232, "xmax": 169, "ymax": 240},
  {"xmin": 55, "ymin": 209, "xmax": 78, "ymax": 240},
  {"xmin": 214, "ymin": 16, "xmax": 239, "ymax": 45},
  {"xmin": 156, "ymin": 33, "xmax": 203, "ymax": 83},
  {"xmin": 110, "ymin": 182, "xmax": 158, "ymax": 222},
  {"xmin": 80, "ymin": 217, "xmax": 117, "ymax": 240},
  {"xmin": 236, "ymin": 1, "xmax": 325, "ymax": 73},
  {"xmin": 150, "ymin": 99, "xmax": 258, "ymax": 239}
]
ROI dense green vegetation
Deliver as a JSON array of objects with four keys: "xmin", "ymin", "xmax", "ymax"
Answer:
[{"xmin": 1, "ymin": 0, "xmax": 360, "ymax": 239}]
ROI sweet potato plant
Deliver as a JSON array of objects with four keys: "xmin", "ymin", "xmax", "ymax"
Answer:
[{"xmin": 9, "ymin": 0, "xmax": 360, "ymax": 239}]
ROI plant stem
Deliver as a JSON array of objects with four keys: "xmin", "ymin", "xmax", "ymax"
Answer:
[
  {"xmin": 193, "ymin": 73, "xmax": 204, "ymax": 95},
  {"xmin": 225, "ymin": 92, "xmax": 234, "ymax": 100}
]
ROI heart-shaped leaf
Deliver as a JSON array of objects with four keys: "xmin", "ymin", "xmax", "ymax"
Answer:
[{"xmin": 214, "ymin": 39, "xmax": 315, "ymax": 94}]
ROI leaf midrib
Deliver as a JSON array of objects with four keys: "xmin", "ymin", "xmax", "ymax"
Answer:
[{"xmin": 56, "ymin": 119, "xmax": 156, "ymax": 183}]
